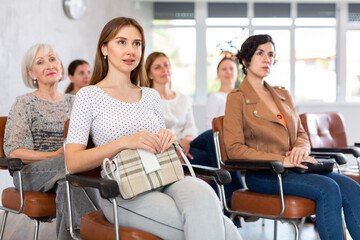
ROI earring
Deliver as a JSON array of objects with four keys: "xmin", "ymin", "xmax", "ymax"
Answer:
[
  {"xmin": 104, "ymin": 55, "xmax": 107, "ymax": 60},
  {"xmin": 33, "ymin": 79, "xmax": 37, "ymax": 85}
]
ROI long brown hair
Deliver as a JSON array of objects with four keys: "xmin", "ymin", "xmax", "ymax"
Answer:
[
  {"xmin": 145, "ymin": 51, "xmax": 169, "ymax": 88},
  {"xmin": 90, "ymin": 17, "xmax": 148, "ymax": 86}
]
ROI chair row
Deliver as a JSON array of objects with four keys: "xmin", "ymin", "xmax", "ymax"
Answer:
[
  {"xmin": 0, "ymin": 112, "xmax": 358, "ymax": 239},
  {"xmin": 0, "ymin": 116, "xmax": 231, "ymax": 240}
]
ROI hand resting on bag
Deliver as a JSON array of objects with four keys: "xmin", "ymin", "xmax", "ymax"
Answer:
[
  {"xmin": 124, "ymin": 129, "xmax": 175, "ymax": 154},
  {"xmin": 283, "ymin": 155, "xmax": 317, "ymax": 169}
]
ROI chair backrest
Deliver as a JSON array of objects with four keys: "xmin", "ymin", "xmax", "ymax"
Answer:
[
  {"xmin": 64, "ymin": 119, "xmax": 100, "ymax": 177},
  {"xmin": 0, "ymin": 116, "xmax": 7, "ymax": 158},
  {"xmin": 212, "ymin": 116, "xmax": 230, "ymax": 163},
  {"xmin": 299, "ymin": 112, "xmax": 348, "ymax": 148}
]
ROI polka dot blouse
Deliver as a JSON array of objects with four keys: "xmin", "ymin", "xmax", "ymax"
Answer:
[{"xmin": 66, "ymin": 85, "xmax": 165, "ymax": 147}]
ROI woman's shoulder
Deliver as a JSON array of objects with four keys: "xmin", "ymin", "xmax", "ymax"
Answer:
[
  {"xmin": 15, "ymin": 92, "xmax": 34, "ymax": 101},
  {"xmin": 271, "ymin": 85, "xmax": 291, "ymax": 97},
  {"xmin": 64, "ymin": 93, "xmax": 75, "ymax": 100},
  {"xmin": 209, "ymin": 91, "xmax": 227, "ymax": 99},
  {"xmin": 140, "ymin": 87, "xmax": 161, "ymax": 100},
  {"xmin": 77, "ymin": 85, "xmax": 100, "ymax": 95},
  {"xmin": 174, "ymin": 91, "xmax": 192, "ymax": 102},
  {"xmin": 228, "ymin": 87, "xmax": 244, "ymax": 98},
  {"xmin": 141, "ymin": 86, "xmax": 157, "ymax": 95},
  {"xmin": 11, "ymin": 93, "xmax": 37, "ymax": 107}
]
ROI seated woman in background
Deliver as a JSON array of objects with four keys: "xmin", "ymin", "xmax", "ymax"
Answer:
[
  {"xmin": 145, "ymin": 51, "xmax": 216, "ymax": 166},
  {"xmin": 146, "ymin": 52, "xmax": 244, "ymax": 226},
  {"xmin": 64, "ymin": 59, "xmax": 91, "ymax": 95},
  {"xmin": 224, "ymin": 34, "xmax": 360, "ymax": 240},
  {"xmin": 65, "ymin": 17, "xmax": 242, "ymax": 240},
  {"xmin": 205, "ymin": 57, "xmax": 238, "ymax": 130},
  {"xmin": 4, "ymin": 43, "xmax": 99, "ymax": 240}
]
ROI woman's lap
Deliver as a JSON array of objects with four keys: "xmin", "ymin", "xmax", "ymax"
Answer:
[
  {"xmin": 245, "ymin": 170, "xmax": 360, "ymax": 240},
  {"xmin": 13, "ymin": 155, "xmax": 66, "ymax": 192},
  {"xmin": 101, "ymin": 177, "xmax": 240, "ymax": 240}
]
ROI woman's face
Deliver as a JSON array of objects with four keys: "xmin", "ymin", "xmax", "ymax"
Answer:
[
  {"xmin": 148, "ymin": 56, "xmax": 172, "ymax": 85},
  {"xmin": 245, "ymin": 42, "xmax": 275, "ymax": 79},
  {"xmin": 69, "ymin": 64, "xmax": 91, "ymax": 89},
  {"xmin": 217, "ymin": 59, "xmax": 238, "ymax": 86},
  {"xmin": 28, "ymin": 48, "xmax": 63, "ymax": 86},
  {"xmin": 101, "ymin": 25, "xmax": 142, "ymax": 74}
]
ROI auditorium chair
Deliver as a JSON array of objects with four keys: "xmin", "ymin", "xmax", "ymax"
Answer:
[
  {"xmin": 300, "ymin": 112, "xmax": 360, "ymax": 183},
  {"xmin": 0, "ymin": 116, "xmax": 56, "ymax": 240},
  {"xmin": 64, "ymin": 119, "xmax": 231, "ymax": 240},
  {"xmin": 212, "ymin": 116, "xmax": 347, "ymax": 240}
]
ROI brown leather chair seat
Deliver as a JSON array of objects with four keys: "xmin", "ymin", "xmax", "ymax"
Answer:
[
  {"xmin": 340, "ymin": 169, "xmax": 360, "ymax": 183},
  {"xmin": 232, "ymin": 189, "xmax": 316, "ymax": 218},
  {"xmin": 80, "ymin": 210, "xmax": 161, "ymax": 240},
  {"xmin": 2, "ymin": 187, "xmax": 56, "ymax": 218},
  {"xmin": 0, "ymin": 116, "xmax": 57, "ymax": 239}
]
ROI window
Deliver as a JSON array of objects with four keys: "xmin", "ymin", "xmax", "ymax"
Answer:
[
  {"xmin": 253, "ymin": 3, "xmax": 292, "ymax": 26},
  {"xmin": 346, "ymin": 4, "xmax": 360, "ymax": 102},
  {"xmin": 206, "ymin": 28, "xmax": 248, "ymax": 93},
  {"xmin": 153, "ymin": 27, "xmax": 196, "ymax": 96},
  {"xmin": 154, "ymin": 2, "xmax": 194, "ymax": 20},
  {"xmin": 206, "ymin": 3, "xmax": 248, "ymax": 93},
  {"xmin": 153, "ymin": 2, "xmax": 196, "ymax": 96},
  {"xmin": 346, "ymin": 31, "xmax": 360, "ymax": 102},
  {"xmin": 294, "ymin": 3, "xmax": 336, "ymax": 102},
  {"xmin": 295, "ymin": 28, "xmax": 336, "ymax": 102},
  {"xmin": 349, "ymin": 4, "xmax": 360, "ymax": 24},
  {"xmin": 148, "ymin": 2, "xmax": 360, "ymax": 105},
  {"xmin": 296, "ymin": 3, "xmax": 336, "ymax": 26},
  {"xmin": 254, "ymin": 30, "xmax": 291, "ymax": 90}
]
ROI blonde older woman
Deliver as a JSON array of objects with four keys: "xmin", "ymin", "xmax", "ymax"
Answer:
[{"xmin": 4, "ymin": 43, "xmax": 99, "ymax": 239}]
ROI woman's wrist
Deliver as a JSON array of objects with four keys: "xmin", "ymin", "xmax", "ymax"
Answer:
[
  {"xmin": 183, "ymin": 135, "xmax": 194, "ymax": 142},
  {"xmin": 116, "ymin": 137, "xmax": 128, "ymax": 151}
]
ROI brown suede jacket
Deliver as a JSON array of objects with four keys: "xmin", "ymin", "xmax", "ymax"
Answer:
[{"xmin": 223, "ymin": 78, "xmax": 310, "ymax": 163}]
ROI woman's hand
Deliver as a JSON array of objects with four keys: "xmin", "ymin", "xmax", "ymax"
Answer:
[
  {"xmin": 54, "ymin": 146, "xmax": 64, "ymax": 157},
  {"xmin": 124, "ymin": 130, "xmax": 161, "ymax": 153},
  {"xmin": 178, "ymin": 136, "xmax": 194, "ymax": 159},
  {"xmin": 286, "ymin": 147, "xmax": 310, "ymax": 165},
  {"xmin": 283, "ymin": 155, "xmax": 317, "ymax": 169},
  {"xmin": 157, "ymin": 128, "xmax": 176, "ymax": 153}
]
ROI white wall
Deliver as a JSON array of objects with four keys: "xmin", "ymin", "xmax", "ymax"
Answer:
[
  {"xmin": 0, "ymin": 0, "xmax": 153, "ymax": 197},
  {"xmin": 0, "ymin": 0, "xmax": 154, "ymax": 116}
]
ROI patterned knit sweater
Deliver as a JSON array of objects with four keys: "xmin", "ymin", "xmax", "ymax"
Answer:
[{"xmin": 4, "ymin": 93, "xmax": 74, "ymax": 157}]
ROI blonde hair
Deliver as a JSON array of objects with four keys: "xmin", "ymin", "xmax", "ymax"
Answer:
[
  {"xmin": 90, "ymin": 17, "xmax": 148, "ymax": 87},
  {"xmin": 21, "ymin": 43, "xmax": 65, "ymax": 89}
]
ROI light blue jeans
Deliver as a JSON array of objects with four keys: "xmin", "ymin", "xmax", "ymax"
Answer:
[
  {"xmin": 101, "ymin": 176, "xmax": 242, "ymax": 240},
  {"xmin": 13, "ymin": 156, "xmax": 100, "ymax": 240},
  {"xmin": 245, "ymin": 169, "xmax": 360, "ymax": 240}
]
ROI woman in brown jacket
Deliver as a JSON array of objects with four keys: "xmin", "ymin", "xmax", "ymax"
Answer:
[{"xmin": 224, "ymin": 34, "xmax": 360, "ymax": 240}]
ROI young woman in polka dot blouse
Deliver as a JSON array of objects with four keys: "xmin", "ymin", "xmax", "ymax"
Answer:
[{"xmin": 65, "ymin": 17, "xmax": 242, "ymax": 240}]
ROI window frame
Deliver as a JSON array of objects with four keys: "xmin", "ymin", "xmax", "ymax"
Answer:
[{"xmin": 150, "ymin": 1, "xmax": 360, "ymax": 105}]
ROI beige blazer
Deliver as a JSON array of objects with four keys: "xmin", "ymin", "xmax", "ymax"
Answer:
[{"xmin": 223, "ymin": 78, "xmax": 310, "ymax": 163}]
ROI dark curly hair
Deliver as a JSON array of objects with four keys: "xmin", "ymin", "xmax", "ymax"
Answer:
[{"xmin": 236, "ymin": 34, "xmax": 275, "ymax": 75}]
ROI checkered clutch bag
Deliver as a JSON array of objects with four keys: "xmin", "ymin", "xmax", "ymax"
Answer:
[{"xmin": 101, "ymin": 143, "xmax": 195, "ymax": 199}]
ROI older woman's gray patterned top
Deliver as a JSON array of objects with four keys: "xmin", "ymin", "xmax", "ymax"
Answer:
[{"xmin": 4, "ymin": 93, "xmax": 74, "ymax": 157}]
